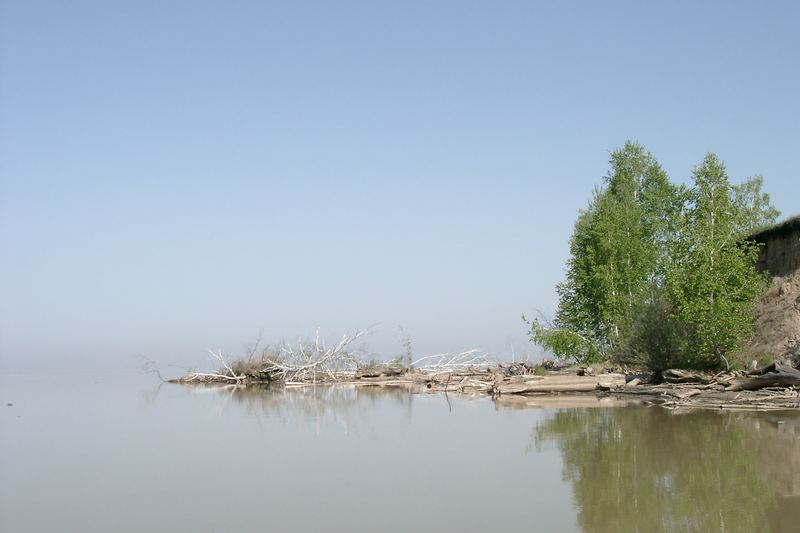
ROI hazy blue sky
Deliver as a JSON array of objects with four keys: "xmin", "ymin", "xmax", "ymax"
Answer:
[{"xmin": 1, "ymin": 1, "xmax": 798, "ymax": 371}]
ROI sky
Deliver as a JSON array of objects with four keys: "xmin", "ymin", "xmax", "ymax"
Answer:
[{"xmin": 1, "ymin": 1, "xmax": 798, "ymax": 372}]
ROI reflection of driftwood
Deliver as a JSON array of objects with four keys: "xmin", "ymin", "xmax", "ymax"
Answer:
[
  {"xmin": 728, "ymin": 362, "xmax": 800, "ymax": 391},
  {"xmin": 495, "ymin": 374, "xmax": 626, "ymax": 394},
  {"xmin": 662, "ymin": 389, "xmax": 800, "ymax": 411}
]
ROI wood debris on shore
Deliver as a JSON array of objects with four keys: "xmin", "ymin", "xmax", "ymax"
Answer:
[
  {"xmin": 616, "ymin": 362, "xmax": 800, "ymax": 411},
  {"xmin": 168, "ymin": 329, "xmax": 800, "ymax": 411},
  {"xmin": 171, "ymin": 355, "xmax": 800, "ymax": 411}
]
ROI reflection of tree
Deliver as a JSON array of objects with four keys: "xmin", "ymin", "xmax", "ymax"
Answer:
[{"xmin": 532, "ymin": 407, "xmax": 800, "ymax": 532}]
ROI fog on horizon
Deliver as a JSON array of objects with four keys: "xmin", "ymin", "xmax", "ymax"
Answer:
[{"xmin": 1, "ymin": 1, "xmax": 798, "ymax": 373}]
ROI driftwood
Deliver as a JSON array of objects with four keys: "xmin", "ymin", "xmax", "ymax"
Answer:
[
  {"xmin": 608, "ymin": 363, "xmax": 800, "ymax": 410},
  {"xmin": 494, "ymin": 373, "xmax": 626, "ymax": 394},
  {"xmin": 423, "ymin": 375, "xmax": 494, "ymax": 394},
  {"xmin": 411, "ymin": 350, "xmax": 492, "ymax": 373},
  {"xmin": 727, "ymin": 362, "xmax": 800, "ymax": 391},
  {"xmin": 670, "ymin": 388, "xmax": 703, "ymax": 399},
  {"xmin": 661, "ymin": 389, "xmax": 800, "ymax": 411},
  {"xmin": 172, "ymin": 330, "xmax": 367, "ymax": 384},
  {"xmin": 354, "ymin": 365, "xmax": 405, "ymax": 379},
  {"xmin": 662, "ymin": 369, "xmax": 714, "ymax": 384},
  {"xmin": 169, "ymin": 340, "xmax": 800, "ymax": 411}
]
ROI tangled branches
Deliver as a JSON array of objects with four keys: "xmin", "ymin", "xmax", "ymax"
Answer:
[
  {"xmin": 172, "ymin": 329, "xmax": 500, "ymax": 387},
  {"xmin": 175, "ymin": 330, "xmax": 366, "ymax": 384},
  {"xmin": 175, "ymin": 349, "xmax": 249, "ymax": 384},
  {"xmin": 411, "ymin": 349, "xmax": 493, "ymax": 373},
  {"xmin": 263, "ymin": 330, "xmax": 365, "ymax": 383}
]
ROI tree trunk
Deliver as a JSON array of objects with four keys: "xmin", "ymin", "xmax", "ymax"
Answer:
[{"xmin": 495, "ymin": 373, "xmax": 626, "ymax": 394}]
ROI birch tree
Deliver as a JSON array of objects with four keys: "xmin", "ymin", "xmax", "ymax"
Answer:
[
  {"xmin": 538, "ymin": 142, "xmax": 679, "ymax": 363},
  {"xmin": 666, "ymin": 154, "xmax": 767, "ymax": 368}
]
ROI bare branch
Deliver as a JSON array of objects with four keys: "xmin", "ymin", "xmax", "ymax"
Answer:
[{"xmin": 412, "ymin": 349, "xmax": 492, "ymax": 372}]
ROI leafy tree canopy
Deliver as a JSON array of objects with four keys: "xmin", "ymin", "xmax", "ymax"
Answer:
[{"xmin": 532, "ymin": 144, "xmax": 779, "ymax": 369}]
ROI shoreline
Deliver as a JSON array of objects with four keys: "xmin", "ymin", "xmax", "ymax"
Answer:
[{"xmin": 170, "ymin": 363, "xmax": 800, "ymax": 411}]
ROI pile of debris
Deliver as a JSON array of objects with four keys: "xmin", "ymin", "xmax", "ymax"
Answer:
[
  {"xmin": 615, "ymin": 363, "xmax": 800, "ymax": 410},
  {"xmin": 170, "ymin": 341, "xmax": 800, "ymax": 410},
  {"xmin": 341, "ymin": 360, "xmax": 800, "ymax": 410}
]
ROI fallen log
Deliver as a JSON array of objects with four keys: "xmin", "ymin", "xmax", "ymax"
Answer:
[
  {"xmin": 662, "ymin": 389, "xmax": 800, "ymax": 411},
  {"xmin": 746, "ymin": 362, "xmax": 778, "ymax": 376},
  {"xmin": 662, "ymin": 369, "xmax": 713, "ymax": 384},
  {"xmin": 354, "ymin": 365, "xmax": 405, "ymax": 379},
  {"xmin": 495, "ymin": 373, "xmax": 626, "ymax": 394},
  {"xmin": 671, "ymin": 388, "xmax": 702, "ymax": 399},
  {"xmin": 727, "ymin": 362, "xmax": 800, "ymax": 391}
]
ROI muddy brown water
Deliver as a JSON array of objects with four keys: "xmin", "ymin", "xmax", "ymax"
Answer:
[{"xmin": 2, "ymin": 372, "xmax": 799, "ymax": 532}]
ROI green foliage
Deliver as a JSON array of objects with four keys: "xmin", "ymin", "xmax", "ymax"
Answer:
[
  {"xmin": 554, "ymin": 189, "xmax": 614, "ymax": 346},
  {"xmin": 527, "ymin": 317, "xmax": 603, "ymax": 365},
  {"xmin": 535, "ymin": 143, "xmax": 779, "ymax": 370},
  {"xmin": 614, "ymin": 298, "xmax": 693, "ymax": 371},
  {"xmin": 754, "ymin": 353, "xmax": 775, "ymax": 369},
  {"xmin": 547, "ymin": 141, "xmax": 681, "ymax": 360},
  {"xmin": 665, "ymin": 154, "xmax": 768, "ymax": 368},
  {"xmin": 732, "ymin": 175, "xmax": 781, "ymax": 235}
]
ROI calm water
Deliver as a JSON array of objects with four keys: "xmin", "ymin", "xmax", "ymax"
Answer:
[{"xmin": 1, "ymin": 372, "xmax": 799, "ymax": 532}]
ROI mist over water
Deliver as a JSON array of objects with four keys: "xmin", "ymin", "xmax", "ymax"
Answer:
[{"xmin": 2, "ymin": 372, "xmax": 799, "ymax": 532}]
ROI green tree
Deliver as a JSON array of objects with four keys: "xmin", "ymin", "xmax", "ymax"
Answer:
[
  {"xmin": 537, "ymin": 142, "xmax": 679, "ymax": 364},
  {"xmin": 732, "ymin": 175, "xmax": 781, "ymax": 235},
  {"xmin": 537, "ymin": 144, "xmax": 778, "ymax": 369},
  {"xmin": 666, "ymin": 154, "xmax": 767, "ymax": 368}
]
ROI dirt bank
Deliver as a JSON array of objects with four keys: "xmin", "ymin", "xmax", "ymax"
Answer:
[
  {"xmin": 739, "ymin": 216, "xmax": 800, "ymax": 365},
  {"xmin": 740, "ymin": 269, "xmax": 800, "ymax": 365}
]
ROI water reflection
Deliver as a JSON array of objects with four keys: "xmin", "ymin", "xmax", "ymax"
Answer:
[
  {"xmin": 533, "ymin": 407, "xmax": 800, "ymax": 532},
  {"xmin": 183, "ymin": 383, "xmax": 415, "ymax": 434},
  {"xmin": 7, "ymin": 374, "xmax": 800, "ymax": 532}
]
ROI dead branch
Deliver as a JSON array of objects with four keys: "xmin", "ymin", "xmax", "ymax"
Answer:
[
  {"xmin": 412, "ymin": 349, "xmax": 493, "ymax": 372},
  {"xmin": 260, "ymin": 329, "xmax": 366, "ymax": 383},
  {"xmin": 173, "ymin": 350, "xmax": 247, "ymax": 384}
]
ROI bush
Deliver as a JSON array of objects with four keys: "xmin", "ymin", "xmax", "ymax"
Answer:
[
  {"xmin": 614, "ymin": 299, "xmax": 694, "ymax": 371},
  {"xmin": 527, "ymin": 316, "xmax": 605, "ymax": 366}
]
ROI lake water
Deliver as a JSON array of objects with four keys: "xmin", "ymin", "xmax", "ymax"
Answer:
[{"xmin": 2, "ymin": 372, "xmax": 800, "ymax": 532}]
